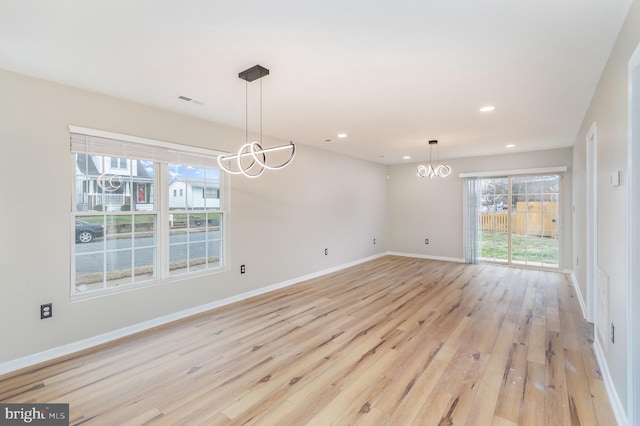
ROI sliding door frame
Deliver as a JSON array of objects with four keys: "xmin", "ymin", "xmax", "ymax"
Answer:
[
  {"xmin": 462, "ymin": 167, "xmax": 568, "ymax": 271},
  {"xmin": 627, "ymin": 39, "xmax": 640, "ymax": 426}
]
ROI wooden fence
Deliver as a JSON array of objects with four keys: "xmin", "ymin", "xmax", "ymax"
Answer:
[{"xmin": 481, "ymin": 201, "xmax": 559, "ymax": 237}]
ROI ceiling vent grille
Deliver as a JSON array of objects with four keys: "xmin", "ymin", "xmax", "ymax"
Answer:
[{"xmin": 178, "ymin": 95, "xmax": 204, "ymax": 106}]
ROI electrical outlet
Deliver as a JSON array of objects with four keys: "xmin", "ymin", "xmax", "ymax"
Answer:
[
  {"xmin": 240, "ymin": 264, "xmax": 246, "ymax": 274},
  {"xmin": 611, "ymin": 323, "xmax": 615, "ymax": 344},
  {"xmin": 324, "ymin": 248, "xmax": 328, "ymax": 255},
  {"xmin": 373, "ymin": 238, "xmax": 376, "ymax": 245},
  {"xmin": 40, "ymin": 303, "xmax": 52, "ymax": 320},
  {"xmin": 425, "ymin": 238, "xmax": 429, "ymax": 245}
]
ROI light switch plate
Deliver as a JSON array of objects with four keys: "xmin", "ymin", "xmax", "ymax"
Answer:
[{"xmin": 610, "ymin": 171, "xmax": 620, "ymax": 186}]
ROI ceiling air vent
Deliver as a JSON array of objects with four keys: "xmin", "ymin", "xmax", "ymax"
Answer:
[{"xmin": 178, "ymin": 95, "xmax": 204, "ymax": 106}]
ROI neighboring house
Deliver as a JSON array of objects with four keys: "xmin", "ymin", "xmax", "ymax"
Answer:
[
  {"xmin": 168, "ymin": 177, "xmax": 220, "ymax": 210},
  {"xmin": 75, "ymin": 155, "xmax": 154, "ymax": 211}
]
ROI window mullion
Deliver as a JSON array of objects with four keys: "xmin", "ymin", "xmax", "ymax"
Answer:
[{"xmin": 158, "ymin": 163, "xmax": 170, "ymax": 279}]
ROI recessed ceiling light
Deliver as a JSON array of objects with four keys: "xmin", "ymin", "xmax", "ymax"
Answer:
[
  {"xmin": 506, "ymin": 144, "xmax": 515, "ymax": 148},
  {"xmin": 480, "ymin": 105, "xmax": 495, "ymax": 112},
  {"xmin": 403, "ymin": 155, "xmax": 411, "ymax": 160},
  {"xmin": 337, "ymin": 133, "xmax": 348, "ymax": 138}
]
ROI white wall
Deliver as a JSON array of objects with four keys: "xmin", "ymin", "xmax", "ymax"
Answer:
[
  {"xmin": 388, "ymin": 149, "xmax": 573, "ymax": 269},
  {"xmin": 572, "ymin": 0, "xmax": 640, "ymax": 416},
  {"xmin": 0, "ymin": 69, "xmax": 388, "ymax": 364}
]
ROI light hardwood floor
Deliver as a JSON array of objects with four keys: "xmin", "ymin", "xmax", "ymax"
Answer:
[{"xmin": 0, "ymin": 256, "xmax": 616, "ymax": 425}]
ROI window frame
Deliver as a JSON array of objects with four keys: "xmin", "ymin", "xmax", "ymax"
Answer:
[{"xmin": 70, "ymin": 126, "xmax": 230, "ymax": 300}]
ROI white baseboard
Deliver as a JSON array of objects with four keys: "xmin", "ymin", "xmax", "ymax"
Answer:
[
  {"xmin": 571, "ymin": 271, "xmax": 589, "ymax": 321},
  {"xmin": 593, "ymin": 338, "xmax": 629, "ymax": 426},
  {"xmin": 572, "ymin": 270, "xmax": 628, "ymax": 425},
  {"xmin": 0, "ymin": 252, "xmax": 387, "ymax": 376},
  {"xmin": 387, "ymin": 251, "xmax": 466, "ymax": 263}
]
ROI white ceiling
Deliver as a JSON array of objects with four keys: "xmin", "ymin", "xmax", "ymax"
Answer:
[{"xmin": 0, "ymin": 1, "xmax": 632, "ymax": 164}]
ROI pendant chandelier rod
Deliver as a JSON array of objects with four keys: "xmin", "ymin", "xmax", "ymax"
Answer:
[
  {"xmin": 245, "ymin": 80, "xmax": 248, "ymax": 144},
  {"xmin": 430, "ymin": 140, "xmax": 434, "ymax": 165}
]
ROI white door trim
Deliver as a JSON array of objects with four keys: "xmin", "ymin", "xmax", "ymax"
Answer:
[
  {"xmin": 586, "ymin": 122, "xmax": 597, "ymax": 323},
  {"xmin": 627, "ymin": 40, "xmax": 640, "ymax": 426}
]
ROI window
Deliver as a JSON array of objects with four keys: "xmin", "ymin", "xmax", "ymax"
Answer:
[
  {"xmin": 71, "ymin": 127, "xmax": 228, "ymax": 298},
  {"xmin": 168, "ymin": 165, "xmax": 222, "ymax": 276},
  {"xmin": 110, "ymin": 157, "xmax": 127, "ymax": 169},
  {"xmin": 204, "ymin": 187, "xmax": 219, "ymax": 199}
]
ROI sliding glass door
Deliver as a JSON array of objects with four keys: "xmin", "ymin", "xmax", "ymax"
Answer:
[
  {"xmin": 510, "ymin": 175, "xmax": 560, "ymax": 268},
  {"xmin": 479, "ymin": 174, "xmax": 561, "ymax": 268},
  {"xmin": 479, "ymin": 177, "xmax": 510, "ymax": 263}
]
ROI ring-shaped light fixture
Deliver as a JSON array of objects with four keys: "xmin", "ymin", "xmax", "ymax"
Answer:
[
  {"xmin": 236, "ymin": 143, "xmax": 264, "ymax": 178},
  {"xmin": 217, "ymin": 65, "xmax": 296, "ymax": 178},
  {"xmin": 250, "ymin": 141, "xmax": 296, "ymax": 171},
  {"xmin": 97, "ymin": 173, "xmax": 124, "ymax": 192},
  {"xmin": 217, "ymin": 141, "xmax": 296, "ymax": 178},
  {"xmin": 416, "ymin": 140, "xmax": 451, "ymax": 179}
]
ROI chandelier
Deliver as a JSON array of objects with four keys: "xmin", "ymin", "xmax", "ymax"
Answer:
[
  {"xmin": 217, "ymin": 65, "xmax": 296, "ymax": 178},
  {"xmin": 417, "ymin": 140, "xmax": 452, "ymax": 178}
]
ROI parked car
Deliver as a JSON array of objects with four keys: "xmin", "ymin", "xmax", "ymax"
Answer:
[{"xmin": 75, "ymin": 220, "xmax": 104, "ymax": 243}]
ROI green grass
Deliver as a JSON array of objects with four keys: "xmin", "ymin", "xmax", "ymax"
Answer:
[
  {"xmin": 480, "ymin": 231, "xmax": 559, "ymax": 265},
  {"xmin": 78, "ymin": 212, "xmax": 222, "ymax": 225},
  {"xmin": 78, "ymin": 215, "xmax": 155, "ymax": 224}
]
